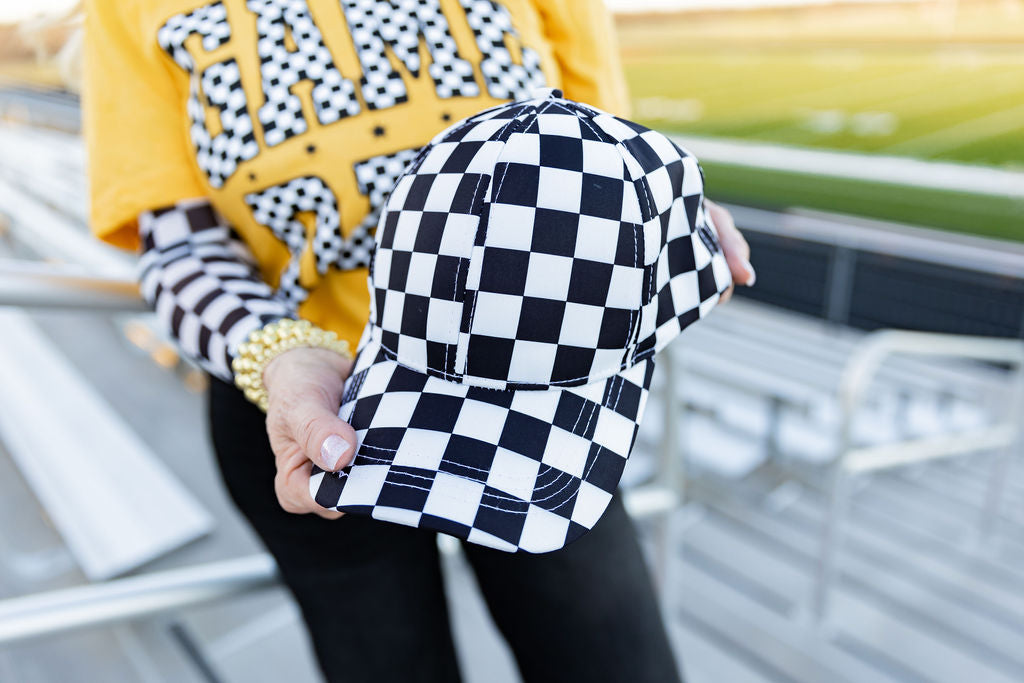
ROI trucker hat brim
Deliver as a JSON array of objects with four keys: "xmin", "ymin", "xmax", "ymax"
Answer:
[{"xmin": 310, "ymin": 335, "xmax": 654, "ymax": 553}]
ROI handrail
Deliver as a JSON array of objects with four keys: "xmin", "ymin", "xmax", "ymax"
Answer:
[
  {"xmin": 843, "ymin": 424, "xmax": 1019, "ymax": 474},
  {"xmin": 2, "ymin": 112, "xmax": 1023, "ymax": 660},
  {"xmin": 0, "ymin": 259, "xmax": 144, "ymax": 311},
  {"xmin": 10, "ymin": 87, "xmax": 1023, "ymax": 200},
  {"xmin": 0, "ymin": 475, "xmax": 687, "ymax": 645},
  {"xmin": 838, "ymin": 331, "xmax": 1024, "ymax": 419},
  {"xmin": 670, "ymin": 134, "xmax": 1024, "ymax": 200},
  {"xmin": 0, "ymin": 177, "xmax": 134, "ymax": 276},
  {"xmin": 0, "ymin": 554, "xmax": 278, "ymax": 645},
  {"xmin": 725, "ymin": 205, "xmax": 1024, "ymax": 279},
  {"xmin": 811, "ymin": 330, "xmax": 1024, "ymax": 622}
]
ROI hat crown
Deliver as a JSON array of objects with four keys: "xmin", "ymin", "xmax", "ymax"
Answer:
[{"xmin": 368, "ymin": 92, "xmax": 729, "ymax": 391}]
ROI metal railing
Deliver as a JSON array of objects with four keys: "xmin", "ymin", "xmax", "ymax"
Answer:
[
  {"xmin": 2, "ymin": 98, "xmax": 1022, "ymax": 666},
  {"xmin": 0, "ymin": 221, "xmax": 1020, "ymax": 642},
  {"xmin": 0, "ymin": 259, "xmax": 689, "ymax": 641},
  {"xmin": 812, "ymin": 330, "xmax": 1024, "ymax": 622},
  {"xmin": 2, "ymin": 262, "xmax": 1019, "ymax": 639},
  {"xmin": 726, "ymin": 205, "xmax": 1024, "ymax": 338},
  {"xmin": 0, "ymin": 259, "xmax": 143, "ymax": 311},
  {"xmin": 0, "ymin": 555, "xmax": 278, "ymax": 645}
]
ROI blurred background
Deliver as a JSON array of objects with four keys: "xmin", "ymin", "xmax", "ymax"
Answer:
[{"xmin": 0, "ymin": 1, "xmax": 1022, "ymax": 682}]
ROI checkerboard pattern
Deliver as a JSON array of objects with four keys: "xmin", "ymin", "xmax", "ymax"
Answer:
[
  {"xmin": 196, "ymin": 59, "xmax": 260, "ymax": 188},
  {"xmin": 157, "ymin": 1, "xmax": 231, "ymax": 70},
  {"xmin": 312, "ymin": 336, "xmax": 654, "ymax": 553},
  {"xmin": 248, "ymin": 0, "xmax": 360, "ymax": 146},
  {"xmin": 353, "ymin": 147, "xmax": 424, "ymax": 240},
  {"xmin": 369, "ymin": 113, "xmax": 511, "ymax": 376},
  {"xmin": 244, "ymin": 175, "xmax": 350, "ymax": 307},
  {"xmin": 459, "ymin": 101, "xmax": 647, "ymax": 389},
  {"xmin": 158, "ymin": 3, "xmax": 260, "ymax": 188},
  {"xmin": 342, "ymin": 0, "xmax": 479, "ymax": 109},
  {"xmin": 313, "ymin": 90, "xmax": 731, "ymax": 552},
  {"xmin": 586, "ymin": 114, "xmax": 734, "ymax": 362},
  {"xmin": 460, "ymin": 0, "xmax": 547, "ymax": 101},
  {"xmin": 139, "ymin": 200, "xmax": 292, "ymax": 382}
]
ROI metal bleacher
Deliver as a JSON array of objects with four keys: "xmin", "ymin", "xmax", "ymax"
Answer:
[{"xmin": 1, "ymin": 107, "xmax": 1024, "ymax": 683}]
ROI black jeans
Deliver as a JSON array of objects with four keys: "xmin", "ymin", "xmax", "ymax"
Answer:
[{"xmin": 208, "ymin": 378, "xmax": 682, "ymax": 683}]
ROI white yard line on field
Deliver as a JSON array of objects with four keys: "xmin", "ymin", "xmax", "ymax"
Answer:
[
  {"xmin": 671, "ymin": 134, "xmax": 1024, "ymax": 198},
  {"xmin": 712, "ymin": 64, "xmax": 943, "ymax": 122},
  {"xmin": 881, "ymin": 101, "xmax": 1024, "ymax": 156},
  {"xmin": 765, "ymin": 68, "xmax": 1022, "ymax": 140},
  {"xmin": 873, "ymin": 69, "xmax": 1021, "ymax": 117}
]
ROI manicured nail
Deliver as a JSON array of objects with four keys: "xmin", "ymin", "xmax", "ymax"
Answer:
[
  {"xmin": 321, "ymin": 435, "xmax": 351, "ymax": 470},
  {"xmin": 742, "ymin": 259, "xmax": 756, "ymax": 287}
]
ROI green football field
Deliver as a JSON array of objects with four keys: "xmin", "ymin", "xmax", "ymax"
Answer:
[{"xmin": 617, "ymin": 11, "xmax": 1024, "ymax": 242}]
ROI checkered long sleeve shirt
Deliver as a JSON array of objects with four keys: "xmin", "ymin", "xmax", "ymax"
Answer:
[{"xmin": 138, "ymin": 199, "xmax": 293, "ymax": 381}]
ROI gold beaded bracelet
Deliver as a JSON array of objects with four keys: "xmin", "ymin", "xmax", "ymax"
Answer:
[{"xmin": 231, "ymin": 318, "xmax": 352, "ymax": 412}]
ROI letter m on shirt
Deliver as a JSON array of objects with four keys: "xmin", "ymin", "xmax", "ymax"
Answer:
[{"xmin": 341, "ymin": 0, "xmax": 480, "ymax": 109}]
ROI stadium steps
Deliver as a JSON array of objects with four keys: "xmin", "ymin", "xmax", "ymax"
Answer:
[
  {"xmin": 0, "ymin": 122, "xmax": 87, "ymax": 222},
  {"xmin": 626, "ymin": 297, "xmax": 1023, "ymax": 682},
  {"xmin": 2, "ymin": 118, "xmax": 1023, "ymax": 682},
  {"xmin": 0, "ymin": 86, "xmax": 81, "ymax": 133},
  {"xmin": 634, "ymin": 308, "xmax": 1007, "ymax": 480},
  {"xmin": 671, "ymin": 470, "xmax": 1024, "ymax": 683}
]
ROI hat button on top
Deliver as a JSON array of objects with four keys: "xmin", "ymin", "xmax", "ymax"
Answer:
[{"xmin": 531, "ymin": 86, "xmax": 564, "ymax": 100}]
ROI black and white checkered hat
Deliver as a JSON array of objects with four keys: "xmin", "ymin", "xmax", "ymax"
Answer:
[{"xmin": 311, "ymin": 89, "xmax": 731, "ymax": 553}]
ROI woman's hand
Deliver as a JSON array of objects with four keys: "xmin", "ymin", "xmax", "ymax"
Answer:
[
  {"xmin": 705, "ymin": 199, "xmax": 756, "ymax": 304},
  {"xmin": 262, "ymin": 346, "xmax": 357, "ymax": 518}
]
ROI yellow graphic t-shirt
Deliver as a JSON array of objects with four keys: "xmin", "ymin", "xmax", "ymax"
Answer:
[{"xmin": 85, "ymin": 0, "xmax": 629, "ymax": 347}]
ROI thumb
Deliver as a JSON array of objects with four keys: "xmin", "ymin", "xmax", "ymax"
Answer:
[
  {"xmin": 706, "ymin": 199, "xmax": 756, "ymax": 287},
  {"xmin": 296, "ymin": 402, "xmax": 358, "ymax": 472}
]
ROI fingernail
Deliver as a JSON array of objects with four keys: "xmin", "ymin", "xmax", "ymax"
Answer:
[
  {"xmin": 320, "ymin": 435, "xmax": 352, "ymax": 470},
  {"xmin": 742, "ymin": 259, "xmax": 756, "ymax": 287}
]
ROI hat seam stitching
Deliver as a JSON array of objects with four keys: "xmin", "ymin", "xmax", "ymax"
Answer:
[
  {"xmin": 335, "ymin": 370, "xmax": 632, "ymax": 508},
  {"xmin": 338, "ymin": 356, "xmax": 644, "ymax": 495},
  {"xmin": 445, "ymin": 171, "xmax": 489, "ymax": 378},
  {"xmin": 372, "ymin": 472, "xmax": 586, "ymax": 520},
  {"xmin": 354, "ymin": 445, "xmax": 562, "ymax": 485},
  {"xmin": 378, "ymin": 361, "xmax": 611, "ymax": 497},
  {"xmin": 341, "ymin": 448, "xmax": 583, "ymax": 511},
  {"xmin": 372, "ymin": 335, "xmax": 658, "ymax": 388},
  {"xmin": 568, "ymin": 393, "xmax": 593, "ymax": 438},
  {"xmin": 569, "ymin": 108, "xmax": 643, "ymax": 370},
  {"xmin": 456, "ymin": 112, "xmax": 533, "ymax": 379},
  {"xmin": 331, "ymin": 432, "xmax": 614, "ymax": 517},
  {"xmin": 345, "ymin": 381, "xmax": 611, "ymax": 486},
  {"xmin": 366, "ymin": 477, "xmax": 553, "ymax": 515},
  {"xmin": 615, "ymin": 136, "xmax": 656, "ymax": 363},
  {"xmin": 372, "ymin": 103, "xmax": 656, "ymax": 388},
  {"xmin": 636, "ymin": 181, "xmax": 658, "ymax": 360},
  {"xmin": 329, "ymin": 366, "xmax": 643, "ymax": 519}
]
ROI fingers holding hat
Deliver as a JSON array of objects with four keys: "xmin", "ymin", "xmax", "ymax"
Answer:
[
  {"xmin": 295, "ymin": 401, "xmax": 358, "ymax": 474},
  {"xmin": 705, "ymin": 199, "xmax": 756, "ymax": 289},
  {"xmin": 266, "ymin": 391, "xmax": 354, "ymax": 518},
  {"xmin": 263, "ymin": 346, "xmax": 356, "ymax": 517},
  {"xmin": 274, "ymin": 449, "xmax": 345, "ymax": 519}
]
